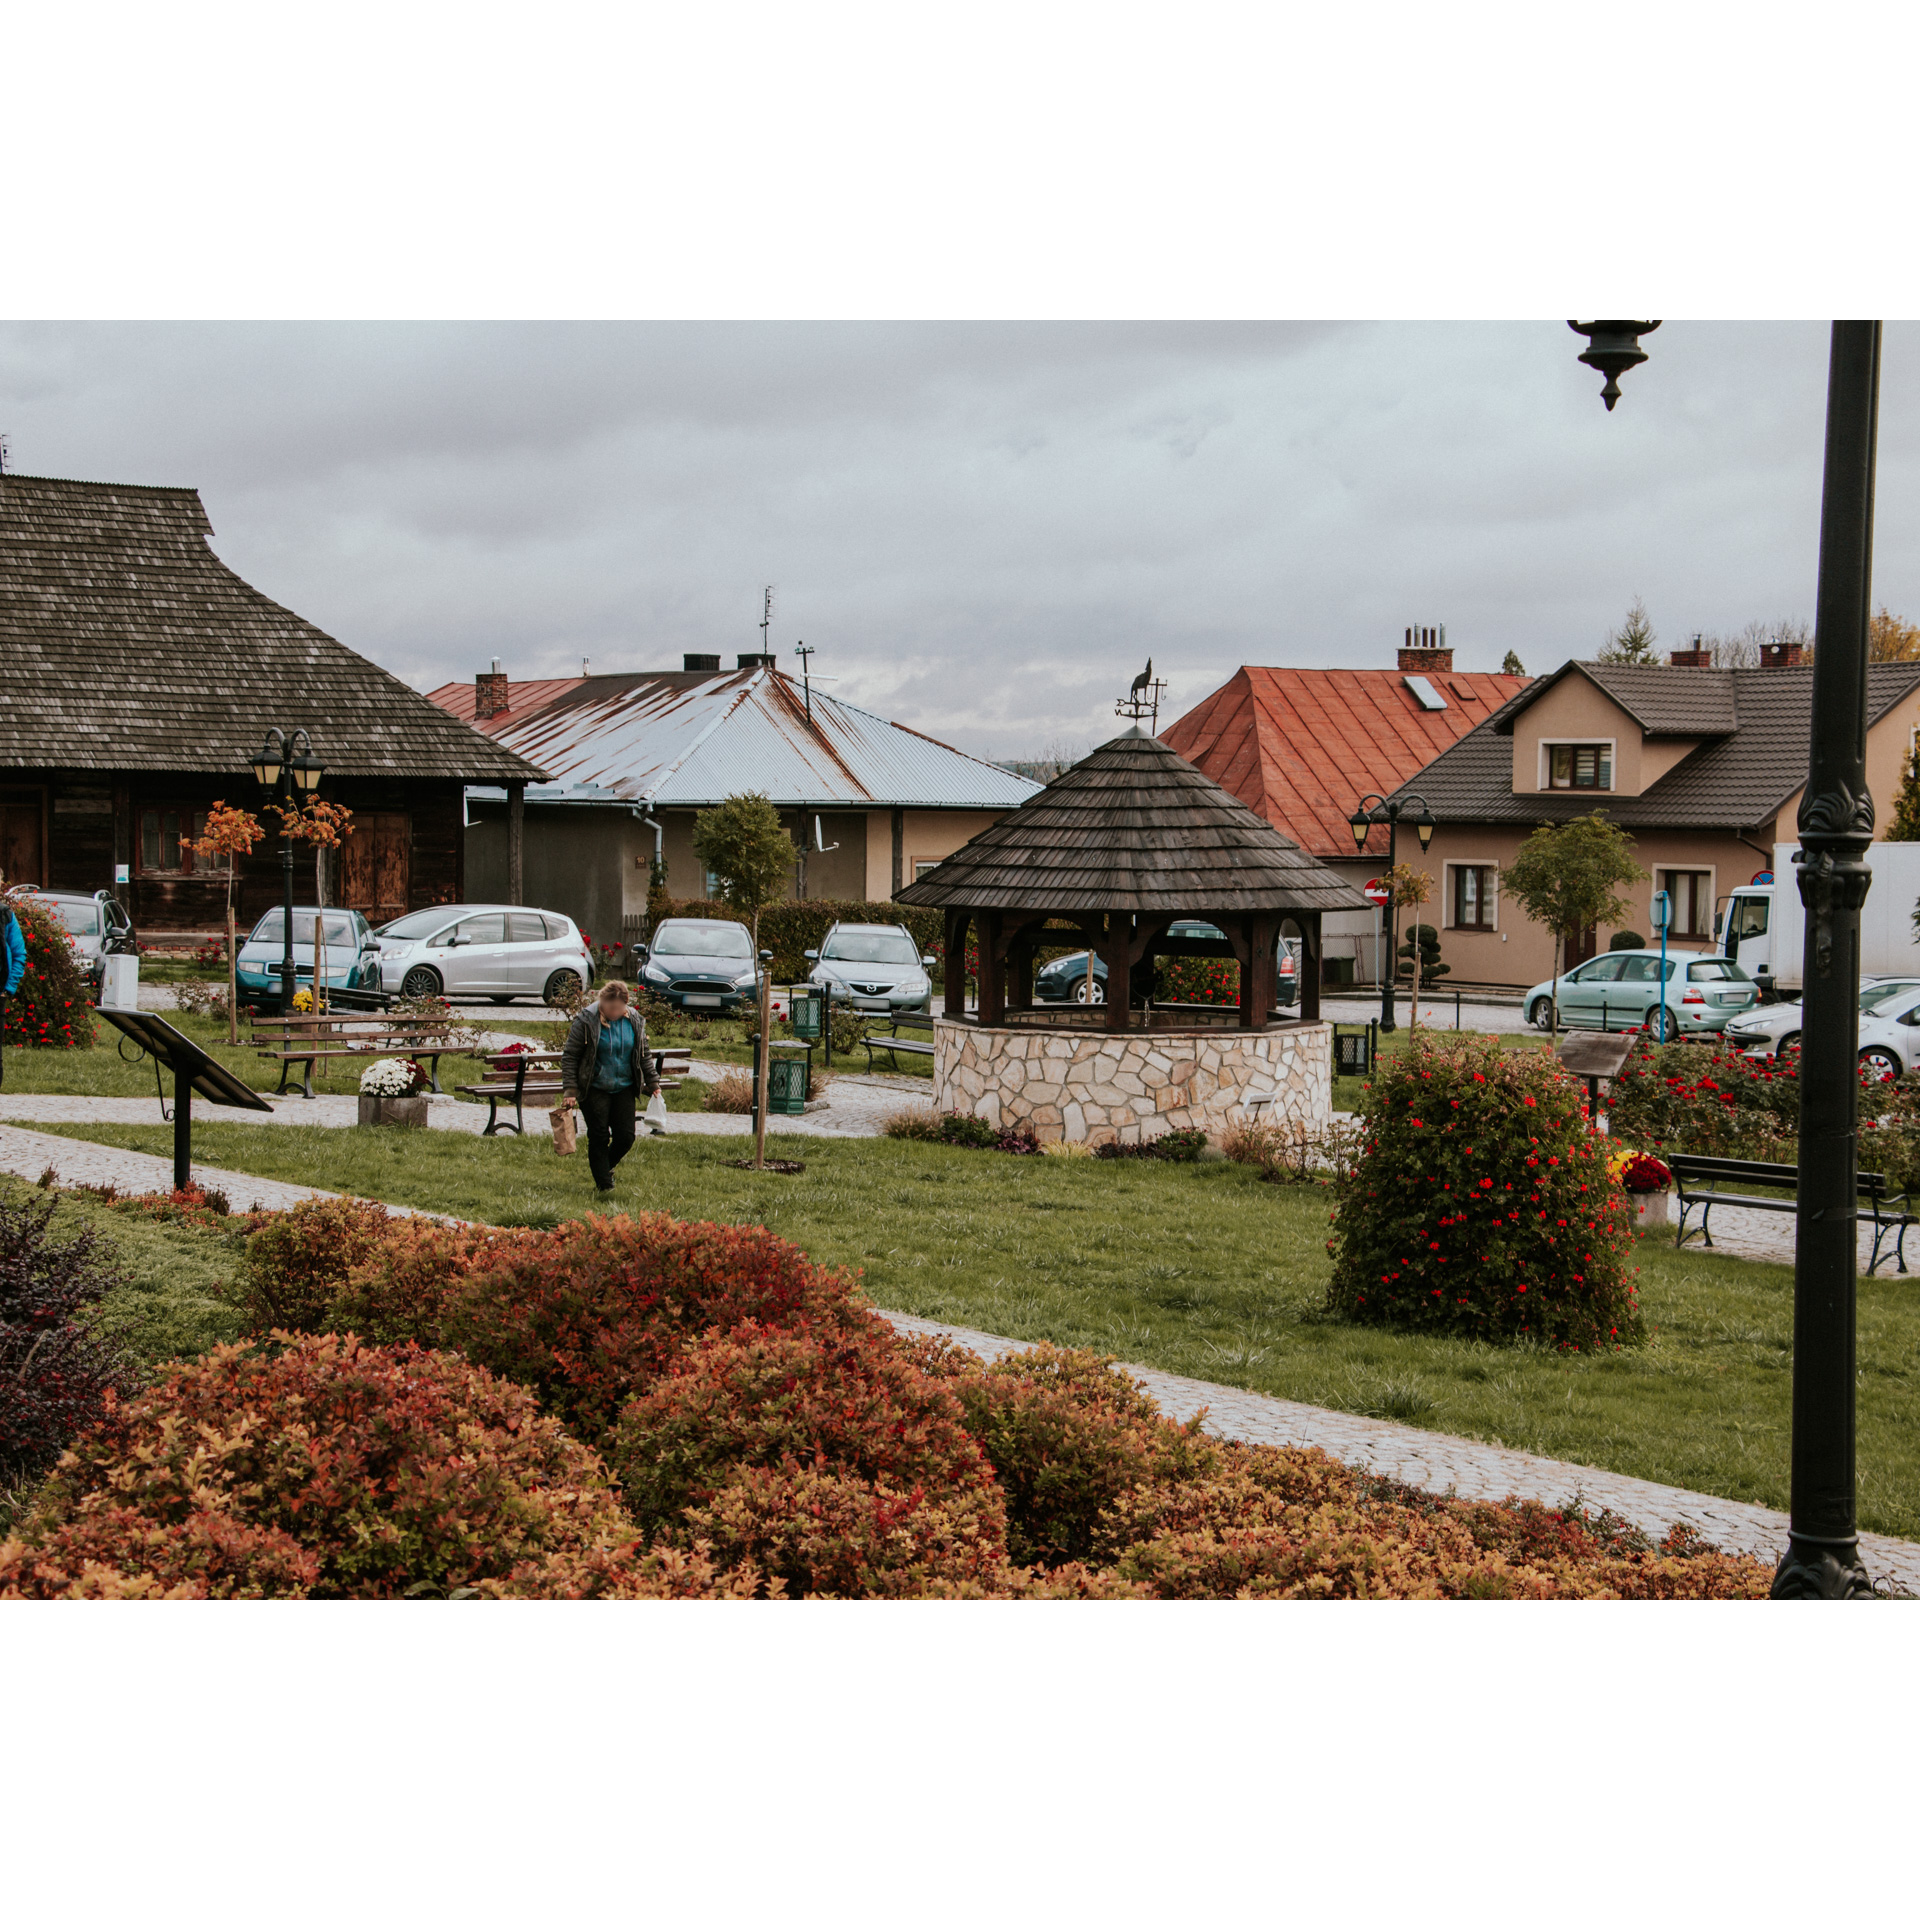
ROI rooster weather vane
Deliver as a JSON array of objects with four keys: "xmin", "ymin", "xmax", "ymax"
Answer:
[{"xmin": 1115, "ymin": 659, "xmax": 1167, "ymax": 729}]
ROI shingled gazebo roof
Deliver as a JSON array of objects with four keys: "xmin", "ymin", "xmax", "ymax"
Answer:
[{"xmin": 895, "ymin": 731, "xmax": 1369, "ymax": 916}]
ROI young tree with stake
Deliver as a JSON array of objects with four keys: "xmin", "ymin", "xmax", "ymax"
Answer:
[
  {"xmin": 693, "ymin": 793, "xmax": 796, "ymax": 1170},
  {"xmin": 1501, "ymin": 813, "xmax": 1648, "ymax": 1036},
  {"xmin": 182, "ymin": 801, "xmax": 266, "ymax": 1043}
]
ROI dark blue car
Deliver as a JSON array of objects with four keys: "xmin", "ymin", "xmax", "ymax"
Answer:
[{"xmin": 1034, "ymin": 923, "xmax": 1300, "ymax": 1006}]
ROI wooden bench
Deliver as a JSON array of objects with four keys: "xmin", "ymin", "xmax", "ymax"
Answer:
[
  {"xmin": 253, "ymin": 1012, "xmax": 461, "ymax": 1100},
  {"xmin": 1669, "ymin": 1152, "xmax": 1915, "ymax": 1275},
  {"xmin": 459, "ymin": 1046, "xmax": 693, "ymax": 1137},
  {"xmin": 858, "ymin": 1011, "xmax": 937, "ymax": 1071}
]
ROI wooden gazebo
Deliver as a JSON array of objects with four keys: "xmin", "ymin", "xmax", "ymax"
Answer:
[{"xmin": 895, "ymin": 731, "xmax": 1370, "ymax": 1030}]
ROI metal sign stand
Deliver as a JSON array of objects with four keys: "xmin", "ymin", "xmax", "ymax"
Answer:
[{"xmin": 96, "ymin": 1009, "xmax": 274, "ymax": 1192}]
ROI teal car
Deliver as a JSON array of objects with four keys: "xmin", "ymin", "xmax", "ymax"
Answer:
[
  {"xmin": 236, "ymin": 908, "xmax": 383, "ymax": 1012},
  {"xmin": 1523, "ymin": 952, "xmax": 1759, "ymax": 1039}
]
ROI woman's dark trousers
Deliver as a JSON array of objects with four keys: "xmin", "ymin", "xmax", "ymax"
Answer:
[{"xmin": 581, "ymin": 1087, "xmax": 636, "ymax": 1190}]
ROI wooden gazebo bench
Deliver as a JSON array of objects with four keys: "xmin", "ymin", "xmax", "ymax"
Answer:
[{"xmin": 458, "ymin": 1046, "xmax": 694, "ymax": 1136}]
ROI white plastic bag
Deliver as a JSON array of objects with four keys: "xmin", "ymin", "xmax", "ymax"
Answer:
[{"xmin": 642, "ymin": 1091, "xmax": 669, "ymax": 1137}]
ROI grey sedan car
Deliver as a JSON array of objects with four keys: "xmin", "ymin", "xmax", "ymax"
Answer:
[
  {"xmin": 375, "ymin": 905, "xmax": 590, "ymax": 1004},
  {"xmin": 806, "ymin": 922, "xmax": 934, "ymax": 1012},
  {"xmin": 635, "ymin": 917, "xmax": 763, "ymax": 1012}
]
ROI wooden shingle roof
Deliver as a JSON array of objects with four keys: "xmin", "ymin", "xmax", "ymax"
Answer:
[
  {"xmin": 0, "ymin": 474, "xmax": 545, "ymax": 783},
  {"xmin": 895, "ymin": 731, "xmax": 1371, "ymax": 916}
]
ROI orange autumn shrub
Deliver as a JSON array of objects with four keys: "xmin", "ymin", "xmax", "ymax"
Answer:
[
  {"xmin": 324, "ymin": 1217, "xmax": 522, "ymax": 1347},
  {"xmin": 234, "ymin": 1196, "xmax": 396, "ymax": 1335}
]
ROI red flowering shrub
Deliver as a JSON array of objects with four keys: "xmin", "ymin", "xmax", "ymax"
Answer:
[
  {"xmin": 325, "ymin": 1217, "xmax": 522, "ymax": 1347},
  {"xmin": 1156, "ymin": 956, "xmax": 1239, "ymax": 1004},
  {"xmin": 1325, "ymin": 1033, "xmax": 1643, "ymax": 1351},
  {"xmin": 234, "ymin": 1196, "xmax": 396, "ymax": 1334},
  {"xmin": 0, "ymin": 1335, "xmax": 646, "ymax": 1599},
  {"xmin": 440, "ymin": 1212, "xmax": 872, "ymax": 1448},
  {"xmin": 0, "ymin": 898, "xmax": 95, "ymax": 1049},
  {"xmin": 611, "ymin": 1319, "xmax": 1003, "ymax": 1594},
  {"xmin": 0, "ymin": 1189, "xmax": 139, "ymax": 1483}
]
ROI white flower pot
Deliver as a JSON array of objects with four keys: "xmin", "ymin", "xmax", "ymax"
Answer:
[
  {"xmin": 1634, "ymin": 1190, "xmax": 1671, "ymax": 1229},
  {"xmin": 358, "ymin": 1093, "xmax": 428, "ymax": 1129}
]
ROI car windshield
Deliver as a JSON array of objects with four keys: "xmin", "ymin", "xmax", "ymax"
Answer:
[
  {"xmin": 48, "ymin": 900, "xmax": 101, "ymax": 936},
  {"xmin": 249, "ymin": 910, "xmax": 359, "ymax": 947},
  {"xmin": 1861, "ymin": 980, "xmax": 1920, "ymax": 1012},
  {"xmin": 821, "ymin": 928, "xmax": 919, "ymax": 964},
  {"xmin": 652, "ymin": 922, "xmax": 754, "ymax": 959},
  {"xmin": 1688, "ymin": 960, "xmax": 1745, "ymax": 982},
  {"xmin": 380, "ymin": 908, "xmax": 459, "ymax": 941}
]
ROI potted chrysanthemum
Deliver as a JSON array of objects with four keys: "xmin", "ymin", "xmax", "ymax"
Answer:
[
  {"xmin": 358, "ymin": 1056, "xmax": 429, "ymax": 1128},
  {"xmin": 1607, "ymin": 1147, "xmax": 1672, "ymax": 1227}
]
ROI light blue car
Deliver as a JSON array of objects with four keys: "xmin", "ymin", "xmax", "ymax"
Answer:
[
  {"xmin": 237, "ymin": 908, "xmax": 383, "ymax": 1011},
  {"xmin": 1523, "ymin": 951, "xmax": 1759, "ymax": 1039}
]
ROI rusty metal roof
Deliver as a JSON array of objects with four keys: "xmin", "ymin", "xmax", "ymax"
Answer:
[{"xmin": 431, "ymin": 665, "xmax": 1043, "ymax": 811}]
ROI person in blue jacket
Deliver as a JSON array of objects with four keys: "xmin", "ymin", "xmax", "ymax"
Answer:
[{"xmin": 0, "ymin": 877, "xmax": 27, "ymax": 1091}]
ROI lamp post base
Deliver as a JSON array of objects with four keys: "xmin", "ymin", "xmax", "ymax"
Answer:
[{"xmin": 1770, "ymin": 1535, "xmax": 1875, "ymax": 1599}]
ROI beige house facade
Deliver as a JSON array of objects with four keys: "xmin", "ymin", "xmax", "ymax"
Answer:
[{"xmin": 1380, "ymin": 650, "xmax": 1920, "ymax": 991}]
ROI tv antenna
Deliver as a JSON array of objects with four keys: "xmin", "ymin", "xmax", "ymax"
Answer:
[
  {"xmin": 760, "ymin": 585, "xmax": 775, "ymax": 655},
  {"xmin": 1115, "ymin": 658, "xmax": 1166, "ymax": 729},
  {"xmin": 0, "ymin": 434, "xmax": 10, "ymax": 475}
]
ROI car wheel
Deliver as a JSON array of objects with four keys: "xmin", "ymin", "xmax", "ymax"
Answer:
[
  {"xmin": 1645, "ymin": 1006, "xmax": 1677, "ymax": 1043},
  {"xmin": 1861, "ymin": 1046, "xmax": 1902, "ymax": 1083},
  {"xmin": 1529, "ymin": 999, "xmax": 1554, "ymax": 1031},
  {"xmin": 401, "ymin": 965, "xmax": 442, "ymax": 998},
  {"xmin": 1775, "ymin": 1031, "xmax": 1801, "ymax": 1054},
  {"xmin": 1072, "ymin": 977, "xmax": 1105, "ymax": 1005},
  {"xmin": 543, "ymin": 969, "xmax": 580, "ymax": 1007}
]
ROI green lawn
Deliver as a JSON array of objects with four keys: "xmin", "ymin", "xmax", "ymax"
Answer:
[{"xmin": 19, "ymin": 1116, "xmax": 1920, "ymax": 1540}]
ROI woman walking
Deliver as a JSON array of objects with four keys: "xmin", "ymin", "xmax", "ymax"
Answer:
[{"xmin": 560, "ymin": 980, "xmax": 662, "ymax": 1197}]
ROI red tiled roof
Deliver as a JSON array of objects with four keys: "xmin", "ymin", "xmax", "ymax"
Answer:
[
  {"xmin": 429, "ymin": 676, "xmax": 588, "ymax": 736},
  {"xmin": 1160, "ymin": 665, "xmax": 1531, "ymax": 861}
]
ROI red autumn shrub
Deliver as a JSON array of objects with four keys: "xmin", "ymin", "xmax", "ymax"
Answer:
[
  {"xmin": 442, "ymin": 1211, "xmax": 872, "ymax": 1448},
  {"xmin": 0, "ymin": 1189, "xmax": 139, "ymax": 1484},
  {"xmin": 1325, "ymin": 1032, "xmax": 1643, "ymax": 1352},
  {"xmin": 324, "ymin": 1217, "xmax": 522, "ymax": 1347},
  {"xmin": 611, "ymin": 1320, "xmax": 1004, "ymax": 1595},
  {"xmin": 0, "ymin": 1335, "xmax": 643, "ymax": 1599},
  {"xmin": 947, "ymin": 1343, "xmax": 1195, "ymax": 1567},
  {"xmin": 234, "ymin": 1196, "xmax": 396, "ymax": 1335}
]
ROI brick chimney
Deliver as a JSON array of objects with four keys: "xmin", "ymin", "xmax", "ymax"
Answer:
[
  {"xmin": 1762, "ymin": 640, "xmax": 1807, "ymax": 670},
  {"xmin": 475, "ymin": 658, "xmax": 509, "ymax": 719},
  {"xmin": 1398, "ymin": 624, "xmax": 1453, "ymax": 674},
  {"xmin": 1669, "ymin": 646, "xmax": 1712, "ymax": 668}
]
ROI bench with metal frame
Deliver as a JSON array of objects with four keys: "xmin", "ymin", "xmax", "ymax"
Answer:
[
  {"xmin": 459, "ymin": 1046, "xmax": 693, "ymax": 1136},
  {"xmin": 1669, "ymin": 1151, "xmax": 1916, "ymax": 1275},
  {"xmin": 253, "ymin": 1011, "xmax": 460, "ymax": 1099},
  {"xmin": 858, "ymin": 1010, "xmax": 937, "ymax": 1070}
]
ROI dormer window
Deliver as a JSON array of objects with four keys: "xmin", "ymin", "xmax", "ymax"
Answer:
[{"xmin": 1547, "ymin": 744, "xmax": 1613, "ymax": 791}]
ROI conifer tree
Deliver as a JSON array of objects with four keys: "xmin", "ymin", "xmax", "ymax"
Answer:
[{"xmin": 1887, "ymin": 743, "xmax": 1920, "ymax": 841}]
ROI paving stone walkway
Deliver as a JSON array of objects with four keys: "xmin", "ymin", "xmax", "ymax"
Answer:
[{"xmin": 7, "ymin": 1113, "xmax": 1912, "ymax": 1589}]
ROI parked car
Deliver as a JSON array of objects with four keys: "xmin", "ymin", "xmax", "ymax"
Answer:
[
  {"xmin": 1856, "ymin": 985, "xmax": 1920, "ymax": 1081},
  {"xmin": 1523, "ymin": 952, "xmax": 1760, "ymax": 1038},
  {"xmin": 1034, "ymin": 923, "xmax": 1302, "ymax": 1008},
  {"xmin": 633, "ymin": 917, "xmax": 762, "ymax": 1012},
  {"xmin": 236, "ymin": 908, "xmax": 384, "ymax": 1011},
  {"xmin": 371, "ymin": 905, "xmax": 590, "ymax": 1005},
  {"xmin": 1725, "ymin": 975, "xmax": 1920, "ymax": 1056},
  {"xmin": 3, "ymin": 887, "xmax": 136, "ymax": 993},
  {"xmin": 805, "ymin": 923, "xmax": 934, "ymax": 1013}
]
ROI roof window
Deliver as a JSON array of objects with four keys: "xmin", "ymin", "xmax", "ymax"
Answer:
[
  {"xmin": 1448, "ymin": 677, "xmax": 1480, "ymax": 702},
  {"xmin": 1402, "ymin": 674, "xmax": 1448, "ymax": 711}
]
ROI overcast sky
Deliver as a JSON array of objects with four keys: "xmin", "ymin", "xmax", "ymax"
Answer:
[{"xmin": 6, "ymin": 319, "xmax": 1918, "ymax": 762}]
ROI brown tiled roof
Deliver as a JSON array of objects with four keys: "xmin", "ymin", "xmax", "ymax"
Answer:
[
  {"xmin": 1158, "ymin": 663, "xmax": 1531, "ymax": 861},
  {"xmin": 896, "ymin": 731, "xmax": 1370, "ymax": 915},
  {"xmin": 0, "ymin": 474, "xmax": 546, "ymax": 782},
  {"xmin": 1389, "ymin": 661, "xmax": 1920, "ymax": 831},
  {"xmin": 1494, "ymin": 659, "xmax": 1740, "ymax": 737}
]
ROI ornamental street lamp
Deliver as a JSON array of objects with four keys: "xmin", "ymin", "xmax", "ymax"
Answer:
[
  {"xmin": 1347, "ymin": 793, "xmax": 1435, "ymax": 1033},
  {"xmin": 1575, "ymin": 318, "xmax": 1880, "ymax": 1599},
  {"xmin": 248, "ymin": 728, "xmax": 327, "ymax": 1016}
]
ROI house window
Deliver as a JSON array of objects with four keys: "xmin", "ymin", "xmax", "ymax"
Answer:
[
  {"xmin": 1452, "ymin": 864, "xmax": 1495, "ymax": 929},
  {"xmin": 138, "ymin": 808, "xmax": 214, "ymax": 875},
  {"xmin": 1547, "ymin": 744, "xmax": 1613, "ymax": 790},
  {"xmin": 1659, "ymin": 869, "xmax": 1714, "ymax": 940},
  {"xmin": 914, "ymin": 859, "xmax": 943, "ymax": 880}
]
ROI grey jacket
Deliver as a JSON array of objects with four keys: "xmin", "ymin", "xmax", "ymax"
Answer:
[{"xmin": 560, "ymin": 1005, "xmax": 661, "ymax": 1099}]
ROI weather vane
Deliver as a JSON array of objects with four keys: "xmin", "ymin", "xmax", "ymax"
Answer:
[{"xmin": 1115, "ymin": 658, "xmax": 1166, "ymax": 728}]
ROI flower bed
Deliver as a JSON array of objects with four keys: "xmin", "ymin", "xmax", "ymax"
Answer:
[{"xmin": 358, "ymin": 1057, "xmax": 428, "ymax": 1097}]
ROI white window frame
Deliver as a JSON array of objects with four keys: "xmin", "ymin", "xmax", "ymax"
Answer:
[
  {"xmin": 1537, "ymin": 735, "xmax": 1619, "ymax": 793},
  {"xmin": 1441, "ymin": 859, "xmax": 1498, "ymax": 932},
  {"xmin": 1656, "ymin": 865, "xmax": 1717, "ymax": 942}
]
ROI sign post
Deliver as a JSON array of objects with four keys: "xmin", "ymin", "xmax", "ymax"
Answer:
[
  {"xmin": 96, "ymin": 1009, "xmax": 273, "ymax": 1192},
  {"xmin": 1650, "ymin": 888, "xmax": 1672, "ymax": 1037},
  {"xmin": 1363, "ymin": 879, "xmax": 1391, "ymax": 1019}
]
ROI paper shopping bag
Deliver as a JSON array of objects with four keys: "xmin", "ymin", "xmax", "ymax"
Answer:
[
  {"xmin": 549, "ymin": 1105, "xmax": 577, "ymax": 1155},
  {"xmin": 642, "ymin": 1091, "xmax": 669, "ymax": 1137}
]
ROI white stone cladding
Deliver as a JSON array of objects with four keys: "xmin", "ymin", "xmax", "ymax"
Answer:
[{"xmin": 931, "ymin": 1019, "xmax": 1331, "ymax": 1147}]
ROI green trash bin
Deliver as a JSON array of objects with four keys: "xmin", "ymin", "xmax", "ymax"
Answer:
[
  {"xmin": 787, "ymin": 987, "xmax": 824, "ymax": 1042},
  {"xmin": 765, "ymin": 1042, "xmax": 811, "ymax": 1116}
]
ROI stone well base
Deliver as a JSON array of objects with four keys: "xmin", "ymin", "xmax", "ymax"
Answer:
[{"xmin": 932, "ymin": 1019, "xmax": 1330, "ymax": 1148}]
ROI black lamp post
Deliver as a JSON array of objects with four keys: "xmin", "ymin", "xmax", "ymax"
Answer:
[
  {"xmin": 1574, "ymin": 318, "xmax": 1880, "ymax": 1599},
  {"xmin": 247, "ymin": 728, "xmax": 326, "ymax": 1015},
  {"xmin": 1347, "ymin": 793, "xmax": 1435, "ymax": 1033}
]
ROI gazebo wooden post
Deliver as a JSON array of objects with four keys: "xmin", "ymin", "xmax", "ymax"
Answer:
[
  {"xmin": 1008, "ymin": 924, "xmax": 1036, "ymax": 1012},
  {"xmin": 942, "ymin": 909, "xmax": 971, "ymax": 1020},
  {"xmin": 1236, "ymin": 915, "xmax": 1258, "ymax": 1029},
  {"xmin": 1298, "ymin": 914, "xmax": 1321, "ymax": 1022},
  {"xmin": 1104, "ymin": 912, "xmax": 1134, "ymax": 1032},
  {"xmin": 978, "ymin": 910, "xmax": 1007, "ymax": 1026}
]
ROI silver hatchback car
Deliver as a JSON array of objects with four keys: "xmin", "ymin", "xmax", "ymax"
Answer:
[{"xmin": 374, "ymin": 905, "xmax": 591, "ymax": 1005}]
